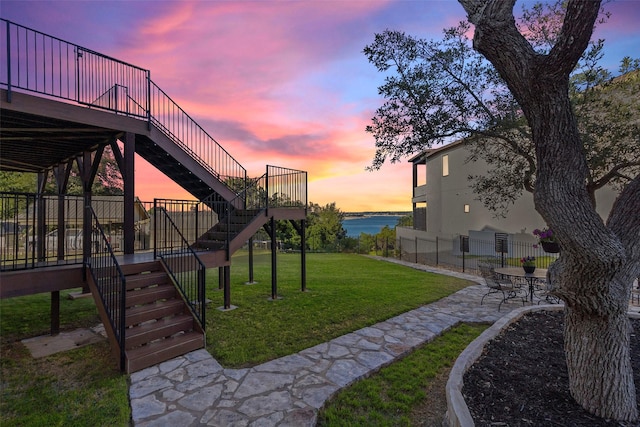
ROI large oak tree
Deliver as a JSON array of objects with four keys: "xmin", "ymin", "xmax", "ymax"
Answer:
[
  {"xmin": 367, "ymin": 0, "xmax": 639, "ymax": 421},
  {"xmin": 461, "ymin": 0, "xmax": 639, "ymax": 420}
]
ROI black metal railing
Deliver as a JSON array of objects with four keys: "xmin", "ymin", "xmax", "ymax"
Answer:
[
  {"xmin": 200, "ymin": 165, "xmax": 307, "ymax": 259},
  {"xmin": 1, "ymin": 18, "xmax": 246, "ymax": 195},
  {"xmin": 152, "ymin": 198, "xmax": 217, "ymax": 255},
  {"xmin": 0, "ymin": 19, "xmax": 149, "ymax": 117},
  {"xmin": 85, "ymin": 205, "xmax": 127, "ymax": 370},
  {"xmin": 149, "ymin": 81, "xmax": 246, "ymax": 185},
  {"xmin": 0, "ymin": 192, "xmax": 153, "ymax": 271},
  {"xmin": 0, "ymin": 192, "xmax": 37, "ymax": 270},
  {"xmin": 265, "ymin": 165, "xmax": 307, "ymax": 210},
  {"xmin": 203, "ymin": 186, "xmax": 261, "ymax": 261},
  {"xmin": 154, "ymin": 204, "xmax": 206, "ymax": 327}
]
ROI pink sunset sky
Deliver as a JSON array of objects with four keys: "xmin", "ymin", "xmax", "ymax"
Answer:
[{"xmin": 2, "ymin": 1, "xmax": 638, "ymax": 212}]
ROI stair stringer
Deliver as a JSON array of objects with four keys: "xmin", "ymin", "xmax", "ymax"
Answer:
[
  {"xmin": 85, "ymin": 266, "xmax": 126, "ymax": 371},
  {"xmin": 134, "ymin": 127, "xmax": 240, "ymax": 204},
  {"xmin": 196, "ymin": 210, "xmax": 274, "ymax": 269}
]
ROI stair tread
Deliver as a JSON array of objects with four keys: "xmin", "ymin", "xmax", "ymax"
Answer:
[
  {"xmin": 126, "ymin": 284, "xmax": 176, "ymax": 306},
  {"xmin": 126, "ymin": 331, "xmax": 203, "ymax": 360},
  {"xmin": 125, "ymin": 299, "xmax": 185, "ymax": 326},
  {"xmin": 125, "ymin": 314, "xmax": 195, "ymax": 349},
  {"xmin": 125, "ymin": 271, "xmax": 170, "ymax": 289},
  {"xmin": 127, "ymin": 314, "xmax": 193, "ymax": 338},
  {"xmin": 120, "ymin": 261, "xmax": 163, "ymax": 276}
]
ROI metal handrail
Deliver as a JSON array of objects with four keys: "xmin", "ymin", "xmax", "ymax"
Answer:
[
  {"xmin": 149, "ymin": 81, "xmax": 246, "ymax": 186},
  {"xmin": 265, "ymin": 165, "xmax": 308, "ymax": 210},
  {"xmin": 85, "ymin": 205, "xmax": 127, "ymax": 370},
  {"xmin": 154, "ymin": 203, "xmax": 206, "ymax": 327},
  {"xmin": 1, "ymin": 18, "xmax": 246, "ymax": 195}
]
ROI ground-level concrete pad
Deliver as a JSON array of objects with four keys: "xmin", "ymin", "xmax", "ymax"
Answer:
[{"xmin": 21, "ymin": 328, "xmax": 105, "ymax": 358}]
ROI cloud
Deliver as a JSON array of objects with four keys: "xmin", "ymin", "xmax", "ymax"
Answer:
[{"xmin": 3, "ymin": 0, "xmax": 636, "ymax": 212}]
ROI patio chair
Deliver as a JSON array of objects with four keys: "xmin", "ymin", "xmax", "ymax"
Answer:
[
  {"xmin": 536, "ymin": 270, "xmax": 562, "ymax": 305},
  {"xmin": 630, "ymin": 277, "xmax": 640, "ymax": 306},
  {"xmin": 478, "ymin": 263, "xmax": 524, "ymax": 311}
]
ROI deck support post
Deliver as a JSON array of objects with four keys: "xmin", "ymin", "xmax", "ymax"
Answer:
[
  {"xmin": 122, "ymin": 133, "xmax": 135, "ymax": 254},
  {"xmin": 270, "ymin": 217, "xmax": 278, "ymax": 300},
  {"xmin": 51, "ymin": 291, "xmax": 60, "ymax": 335},
  {"xmin": 223, "ymin": 266, "xmax": 231, "ymax": 309},
  {"xmin": 53, "ymin": 162, "xmax": 71, "ymax": 261},
  {"xmin": 301, "ymin": 219, "xmax": 306, "ymax": 292},
  {"xmin": 247, "ymin": 237, "xmax": 255, "ymax": 284},
  {"xmin": 36, "ymin": 172, "xmax": 47, "ymax": 263}
]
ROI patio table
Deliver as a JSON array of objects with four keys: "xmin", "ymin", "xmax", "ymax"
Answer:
[{"xmin": 494, "ymin": 267, "xmax": 548, "ymax": 303}]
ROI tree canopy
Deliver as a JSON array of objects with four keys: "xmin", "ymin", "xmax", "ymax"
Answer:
[{"xmin": 364, "ymin": 2, "xmax": 639, "ymax": 216}]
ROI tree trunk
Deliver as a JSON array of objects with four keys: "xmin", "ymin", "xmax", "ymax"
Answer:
[
  {"xmin": 564, "ymin": 307, "xmax": 636, "ymax": 419},
  {"xmin": 554, "ymin": 256, "xmax": 638, "ymax": 419},
  {"xmin": 459, "ymin": 0, "xmax": 639, "ymax": 421}
]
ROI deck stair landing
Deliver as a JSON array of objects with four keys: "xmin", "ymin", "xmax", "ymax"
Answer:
[{"xmin": 90, "ymin": 261, "xmax": 204, "ymax": 373}]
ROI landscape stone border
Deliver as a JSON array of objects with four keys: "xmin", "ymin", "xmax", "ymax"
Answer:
[{"xmin": 444, "ymin": 304, "xmax": 640, "ymax": 427}]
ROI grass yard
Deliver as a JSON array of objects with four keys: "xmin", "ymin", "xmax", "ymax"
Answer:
[
  {"xmin": 0, "ymin": 253, "xmax": 474, "ymax": 426},
  {"xmin": 0, "ymin": 288, "xmax": 129, "ymax": 427},
  {"xmin": 0, "ymin": 288, "xmax": 100, "ymax": 342},
  {"xmin": 317, "ymin": 323, "xmax": 489, "ymax": 426},
  {"xmin": 0, "ymin": 340, "xmax": 130, "ymax": 427},
  {"xmin": 205, "ymin": 252, "xmax": 472, "ymax": 367}
]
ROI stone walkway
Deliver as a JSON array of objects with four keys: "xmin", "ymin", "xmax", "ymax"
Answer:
[{"xmin": 129, "ymin": 259, "xmax": 526, "ymax": 426}]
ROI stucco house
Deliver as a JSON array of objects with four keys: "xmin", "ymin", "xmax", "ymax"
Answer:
[{"xmin": 399, "ymin": 139, "xmax": 619, "ymax": 246}]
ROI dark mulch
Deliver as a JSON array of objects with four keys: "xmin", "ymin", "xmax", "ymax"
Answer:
[{"xmin": 463, "ymin": 311, "xmax": 640, "ymax": 426}]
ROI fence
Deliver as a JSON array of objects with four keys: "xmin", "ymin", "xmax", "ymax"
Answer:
[{"xmin": 396, "ymin": 234, "xmax": 559, "ymax": 275}]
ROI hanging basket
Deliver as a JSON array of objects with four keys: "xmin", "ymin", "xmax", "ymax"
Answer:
[{"xmin": 541, "ymin": 241, "xmax": 560, "ymax": 253}]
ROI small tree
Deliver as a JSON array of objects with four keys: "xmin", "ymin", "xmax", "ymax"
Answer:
[
  {"xmin": 396, "ymin": 214, "xmax": 413, "ymax": 228},
  {"xmin": 305, "ymin": 202, "xmax": 347, "ymax": 251}
]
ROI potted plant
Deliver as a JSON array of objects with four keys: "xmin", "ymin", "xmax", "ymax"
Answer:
[
  {"xmin": 521, "ymin": 256, "xmax": 536, "ymax": 274},
  {"xmin": 533, "ymin": 228, "xmax": 560, "ymax": 253}
]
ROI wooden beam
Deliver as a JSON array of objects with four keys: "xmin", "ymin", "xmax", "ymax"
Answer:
[{"xmin": 0, "ymin": 265, "xmax": 84, "ymax": 299}]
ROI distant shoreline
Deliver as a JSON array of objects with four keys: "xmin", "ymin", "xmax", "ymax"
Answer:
[{"xmin": 343, "ymin": 212, "xmax": 410, "ymax": 219}]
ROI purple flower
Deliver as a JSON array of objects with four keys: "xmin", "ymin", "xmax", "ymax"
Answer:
[{"xmin": 533, "ymin": 227, "xmax": 556, "ymax": 243}]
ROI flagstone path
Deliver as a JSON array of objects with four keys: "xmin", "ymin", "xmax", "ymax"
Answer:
[{"xmin": 129, "ymin": 259, "xmax": 525, "ymax": 427}]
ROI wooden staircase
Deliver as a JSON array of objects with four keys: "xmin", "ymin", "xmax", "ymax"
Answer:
[
  {"xmin": 90, "ymin": 261, "xmax": 205, "ymax": 374},
  {"xmin": 195, "ymin": 209, "xmax": 265, "ymax": 251}
]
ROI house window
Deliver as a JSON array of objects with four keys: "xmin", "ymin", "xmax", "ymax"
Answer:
[
  {"xmin": 464, "ymin": 204, "xmax": 470, "ymax": 213},
  {"xmin": 442, "ymin": 155, "xmax": 449, "ymax": 176}
]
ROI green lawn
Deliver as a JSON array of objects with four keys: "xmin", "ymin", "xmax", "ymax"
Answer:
[
  {"xmin": 0, "ymin": 340, "xmax": 130, "ymax": 427},
  {"xmin": 206, "ymin": 252, "xmax": 473, "ymax": 367},
  {"xmin": 0, "ymin": 288, "xmax": 100, "ymax": 342},
  {"xmin": 317, "ymin": 323, "xmax": 488, "ymax": 426},
  {"xmin": 0, "ymin": 253, "xmax": 474, "ymax": 426}
]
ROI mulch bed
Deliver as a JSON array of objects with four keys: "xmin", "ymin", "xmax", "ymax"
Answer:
[{"xmin": 463, "ymin": 310, "xmax": 640, "ymax": 426}]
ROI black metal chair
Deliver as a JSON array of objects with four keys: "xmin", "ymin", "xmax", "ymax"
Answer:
[
  {"xmin": 535, "ymin": 270, "xmax": 561, "ymax": 304},
  {"xmin": 479, "ymin": 263, "xmax": 524, "ymax": 311},
  {"xmin": 630, "ymin": 277, "xmax": 640, "ymax": 306}
]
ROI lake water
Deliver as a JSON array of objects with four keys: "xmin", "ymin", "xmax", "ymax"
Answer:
[{"xmin": 342, "ymin": 215, "xmax": 402, "ymax": 237}]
